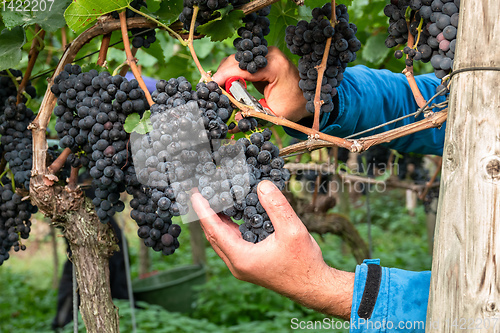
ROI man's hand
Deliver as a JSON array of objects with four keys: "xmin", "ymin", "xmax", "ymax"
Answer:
[
  {"xmin": 191, "ymin": 180, "xmax": 354, "ymax": 320},
  {"xmin": 212, "ymin": 47, "xmax": 309, "ymax": 123}
]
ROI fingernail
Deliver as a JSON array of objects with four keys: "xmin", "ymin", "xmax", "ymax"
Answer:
[{"xmin": 258, "ymin": 180, "xmax": 275, "ymax": 195}]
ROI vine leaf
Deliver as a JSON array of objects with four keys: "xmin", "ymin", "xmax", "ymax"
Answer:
[
  {"xmin": 267, "ymin": 1, "xmax": 300, "ymax": 60},
  {"xmin": 197, "ymin": 6, "xmax": 244, "ymax": 42},
  {"xmin": 2, "ymin": 0, "xmax": 72, "ymax": 32},
  {"xmin": 361, "ymin": 34, "xmax": 391, "ymax": 66},
  {"xmin": 155, "ymin": 0, "xmax": 184, "ymax": 26},
  {"xmin": 0, "ymin": 27, "xmax": 26, "ymax": 71},
  {"xmin": 64, "ymin": 0, "xmax": 131, "ymax": 33},
  {"xmin": 145, "ymin": 0, "xmax": 162, "ymax": 13},
  {"xmin": 80, "ymin": 63, "xmax": 103, "ymax": 73},
  {"xmin": 124, "ymin": 111, "xmax": 152, "ymax": 134},
  {"xmin": 141, "ymin": 39, "xmax": 167, "ymax": 66},
  {"xmin": 124, "ymin": 113, "xmax": 140, "ymax": 133}
]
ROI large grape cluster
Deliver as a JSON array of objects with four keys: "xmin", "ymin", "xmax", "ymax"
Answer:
[
  {"xmin": 0, "ymin": 96, "xmax": 36, "ymax": 191},
  {"xmin": 179, "ymin": 0, "xmax": 255, "ymax": 32},
  {"xmin": 50, "ymin": 65, "xmax": 182, "ymax": 253},
  {"xmin": 141, "ymin": 76, "xmax": 288, "ymax": 243},
  {"xmin": 233, "ymin": 6, "xmax": 271, "ymax": 73},
  {"xmin": 128, "ymin": 77, "xmax": 233, "ymax": 253},
  {"xmin": 0, "ymin": 70, "xmax": 39, "ymax": 265},
  {"xmin": 197, "ymin": 129, "xmax": 290, "ymax": 243},
  {"xmin": 125, "ymin": 167, "xmax": 182, "ymax": 255},
  {"xmin": 0, "ymin": 181, "xmax": 38, "ymax": 265},
  {"xmin": 384, "ymin": 0, "xmax": 460, "ymax": 79},
  {"xmin": 179, "ymin": 1, "xmax": 271, "ymax": 73},
  {"xmin": 0, "ymin": 70, "xmax": 36, "ymax": 107},
  {"xmin": 51, "ymin": 64, "xmax": 148, "ymax": 223},
  {"xmin": 285, "ymin": 3, "xmax": 361, "ymax": 114}
]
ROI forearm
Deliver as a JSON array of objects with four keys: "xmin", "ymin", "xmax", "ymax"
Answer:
[
  {"xmin": 304, "ymin": 267, "xmax": 354, "ymax": 320},
  {"xmin": 282, "ymin": 266, "xmax": 354, "ymax": 320}
]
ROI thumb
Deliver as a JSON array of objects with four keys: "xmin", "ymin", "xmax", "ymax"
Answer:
[{"xmin": 257, "ymin": 180, "xmax": 305, "ymax": 236}]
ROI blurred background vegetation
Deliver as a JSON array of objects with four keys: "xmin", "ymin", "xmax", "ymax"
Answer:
[{"xmin": 0, "ymin": 0, "xmax": 436, "ymax": 332}]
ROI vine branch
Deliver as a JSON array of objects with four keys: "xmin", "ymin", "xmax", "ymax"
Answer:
[
  {"xmin": 118, "ymin": 47, "xmax": 139, "ymax": 76},
  {"xmin": 239, "ymin": 0, "xmax": 280, "ymax": 13},
  {"xmin": 119, "ymin": 11, "xmax": 154, "ymax": 107},
  {"xmin": 279, "ymin": 109, "xmax": 448, "ymax": 156},
  {"xmin": 47, "ymin": 147, "xmax": 71, "ymax": 175},
  {"xmin": 312, "ymin": 0, "xmax": 336, "ymax": 131},
  {"xmin": 17, "ymin": 25, "xmax": 45, "ymax": 104},
  {"xmin": 187, "ymin": 6, "xmax": 211, "ymax": 82},
  {"xmin": 403, "ymin": 17, "xmax": 426, "ymax": 108},
  {"xmin": 96, "ymin": 33, "xmax": 111, "ymax": 67},
  {"xmin": 68, "ymin": 166, "xmax": 81, "ymax": 191},
  {"xmin": 312, "ymin": 37, "xmax": 331, "ymax": 132}
]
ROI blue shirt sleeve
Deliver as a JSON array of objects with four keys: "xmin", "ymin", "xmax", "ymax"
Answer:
[
  {"xmin": 125, "ymin": 72, "xmax": 157, "ymax": 93},
  {"xmin": 284, "ymin": 65, "xmax": 447, "ymax": 156},
  {"xmin": 350, "ymin": 259, "xmax": 431, "ymax": 333}
]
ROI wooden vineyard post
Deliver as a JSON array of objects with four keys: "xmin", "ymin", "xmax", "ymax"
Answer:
[{"xmin": 425, "ymin": 0, "xmax": 500, "ymax": 331}]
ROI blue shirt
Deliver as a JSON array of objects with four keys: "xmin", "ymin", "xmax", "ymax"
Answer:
[
  {"xmin": 284, "ymin": 66, "xmax": 442, "ymax": 332},
  {"xmin": 284, "ymin": 65, "xmax": 447, "ymax": 156},
  {"xmin": 350, "ymin": 260, "xmax": 431, "ymax": 333}
]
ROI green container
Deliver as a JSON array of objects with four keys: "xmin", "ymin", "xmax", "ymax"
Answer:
[{"xmin": 132, "ymin": 265, "xmax": 207, "ymax": 313}]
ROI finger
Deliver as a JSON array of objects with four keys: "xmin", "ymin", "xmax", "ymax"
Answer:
[
  {"xmin": 192, "ymin": 194, "xmax": 237, "ymax": 267},
  {"xmin": 257, "ymin": 180, "xmax": 305, "ymax": 236},
  {"xmin": 212, "ymin": 58, "xmax": 270, "ymax": 87},
  {"xmin": 191, "ymin": 193, "xmax": 242, "ymax": 251},
  {"xmin": 198, "ymin": 221, "xmax": 232, "ymax": 265}
]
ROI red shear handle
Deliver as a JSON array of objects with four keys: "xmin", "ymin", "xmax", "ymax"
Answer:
[
  {"xmin": 258, "ymin": 98, "xmax": 269, "ymax": 109},
  {"xmin": 224, "ymin": 76, "xmax": 247, "ymax": 95}
]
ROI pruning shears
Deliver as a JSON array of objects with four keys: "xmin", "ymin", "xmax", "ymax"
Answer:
[{"xmin": 224, "ymin": 76, "xmax": 275, "ymax": 116}]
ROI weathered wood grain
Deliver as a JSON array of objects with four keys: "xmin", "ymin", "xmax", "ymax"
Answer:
[{"xmin": 426, "ymin": 0, "xmax": 500, "ymax": 331}]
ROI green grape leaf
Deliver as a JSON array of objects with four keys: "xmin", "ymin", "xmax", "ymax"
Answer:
[
  {"xmin": 135, "ymin": 48, "xmax": 158, "ymax": 66},
  {"xmin": 193, "ymin": 38, "xmax": 215, "ymax": 59},
  {"xmin": 145, "ymin": 0, "xmax": 162, "ymax": 13},
  {"xmin": 64, "ymin": 0, "xmax": 131, "ymax": 33},
  {"xmin": 2, "ymin": 0, "xmax": 72, "ymax": 32},
  {"xmin": 124, "ymin": 111, "xmax": 152, "ymax": 134},
  {"xmin": 80, "ymin": 63, "xmax": 103, "ymax": 73},
  {"xmin": 140, "ymin": 39, "xmax": 166, "ymax": 66},
  {"xmin": 361, "ymin": 34, "xmax": 390, "ymax": 65},
  {"xmin": 197, "ymin": 6, "xmax": 244, "ymax": 42},
  {"xmin": 1, "ymin": 10, "xmax": 31, "ymax": 30},
  {"xmin": 267, "ymin": 1, "xmax": 300, "ymax": 60},
  {"xmin": 135, "ymin": 110, "xmax": 152, "ymax": 134},
  {"xmin": 158, "ymin": 33, "xmax": 174, "ymax": 63},
  {"xmin": 0, "ymin": 27, "xmax": 26, "ymax": 71},
  {"xmin": 155, "ymin": 0, "xmax": 183, "ymax": 26},
  {"xmin": 124, "ymin": 113, "xmax": 140, "ymax": 133}
]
